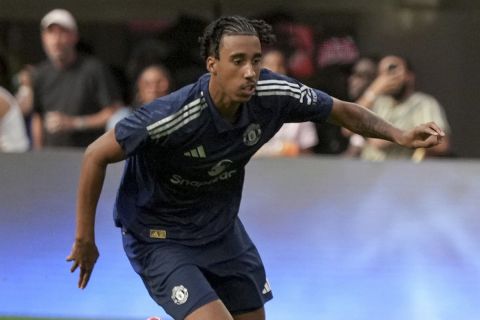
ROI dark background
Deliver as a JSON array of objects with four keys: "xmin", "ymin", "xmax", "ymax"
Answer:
[{"xmin": 1, "ymin": 0, "xmax": 479, "ymax": 158}]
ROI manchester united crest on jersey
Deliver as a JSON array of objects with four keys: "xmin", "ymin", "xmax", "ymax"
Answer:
[{"xmin": 243, "ymin": 123, "xmax": 262, "ymax": 146}]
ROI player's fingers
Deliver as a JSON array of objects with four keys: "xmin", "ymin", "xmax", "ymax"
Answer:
[
  {"xmin": 421, "ymin": 122, "xmax": 443, "ymax": 136},
  {"xmin": 79, "ymin": 268, "xmax": 92, "ymax": 289},
  {"xmin": 417, "ymin": 123, "xmax": 440, "ymax": 137},
  {"xmin": 416, "ymin": 134, "xmax": 439, "ymax": 148},
  {"xmin": 423, "ymin": 127, "xmax": 440, "ymax": 136},
  {"xmin": 70, "ymin": 260, "xmax": 79, "ymax": 273},
  {"xmin": 78, "ymin": 274, "xmax": 84, "ymax": 289},
  {"xmin": 427, "ymin": 122, "xmax": 445, "ymax": 136}
]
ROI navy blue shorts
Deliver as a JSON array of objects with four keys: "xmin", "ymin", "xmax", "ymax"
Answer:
[{"xmin": 122, "ymin": 218, "xmax": 273, "ymax": 319}]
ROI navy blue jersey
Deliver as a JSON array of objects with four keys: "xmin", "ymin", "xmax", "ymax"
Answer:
[{"xmin": 114, "ymin": 69, "xmax": 333, "ymax": 245}]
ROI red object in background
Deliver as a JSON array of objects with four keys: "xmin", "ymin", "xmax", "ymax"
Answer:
[
  {"xmin": 317, "ymin": 36, "xmax": 359, "ymax": 68},
  {"xmin": 277, "ymin": 22, "xmax": 316, "ymax": 79},
  {"xmin": 289, "ymin": 51, "xmax": 315, "ymax": 79}
]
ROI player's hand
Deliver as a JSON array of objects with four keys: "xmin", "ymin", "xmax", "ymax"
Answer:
[
  {"xmin": 399, "ymin": 122, "xmax": 445, "ymax": 149},
  {"xmin": 66, "ymin": 239, "xmax": 99, "ymax": 289}
]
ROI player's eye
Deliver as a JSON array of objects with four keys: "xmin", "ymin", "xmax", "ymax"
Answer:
[{"xmin": 233, "ymin": 59, "xmax": 242, "ymax": 65}]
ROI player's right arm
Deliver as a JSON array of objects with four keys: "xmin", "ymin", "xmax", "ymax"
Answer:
[{"xmin": 67, "ymin": 129, "xmax": 126, "ymax": 289}]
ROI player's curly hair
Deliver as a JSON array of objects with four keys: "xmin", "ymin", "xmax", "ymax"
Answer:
[{"xmin": 199, "ymin": 16, "xmax": 276, "ymax": 61}]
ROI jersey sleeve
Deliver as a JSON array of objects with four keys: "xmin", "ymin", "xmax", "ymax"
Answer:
[
  {"xmin": 257, "ymin": 69, "xmax": 333, "ymax": 123},
  {"xmin": 288, "ymin": 86, "xmax": 333, "ymax": 123},
  {"xmin": 114, "ymin": 105, "xmax": 155, "ymax": 156}
]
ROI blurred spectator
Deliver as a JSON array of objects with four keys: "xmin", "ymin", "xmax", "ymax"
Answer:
[
  {"xmin": 133, "ymin": 64, "xmax": 171, "ymax": 106},
  {"xmin": 342, "ymin": 56, "xmax": 379, "ymax": 157},
  {"xmin": 347, "ymin": 56, "xmax": 379, "ymax": 106},
  {"xmin": 261, "ymin": 49, "xmax": 287, "ymax": 75},
  {"xmin": 0, "ymin": 54, "xmax": 29, "ymax": 152},
  {"xmin": 107, "ymin": 64, "xmax": 172, "ymax": 130},
  {"xmin": 360, "ymin": 55, "xmax": 451, "ymax": 161},
  {"xmin": 14, "ymin": 64, "xmax": 36, "ymax": 140},
  {"xmin": 255, "ymin": 49, "xmax": 318, "ymax": 157},
  {"xmin": 14, "ymin": 65, "xmax": 35, "ymax": 117},
  {"xmin": 312, "ymin": 37, "xmax": 359, "ymax": 155},
  {"xmin": 0, "ymin": 86, "xmax": 29, "ymax": 152},
  {"xmin": 31, "ymin": 9, "xmax": 122, "ymax": 149}
]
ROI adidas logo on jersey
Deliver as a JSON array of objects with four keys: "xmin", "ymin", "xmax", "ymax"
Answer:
[
  {"xmin": 184, "ymin": 145, "xmax": 206, "ymax": 158},
  {"xmin": 262, "ymin": 279, "xmax": 272, "ymax": 294}
]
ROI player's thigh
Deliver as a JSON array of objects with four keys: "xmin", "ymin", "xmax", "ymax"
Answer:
[
  {"xmin": 233, "ymin": 307, "xmax": 265, "ymax": 320},
  {"xmin": 207, "ymin": 244, "xmax": 272, "ymax": 314},
  {"xmin": 185, "ymin": 299, "xmax": 233, "ymax": 320},
  {"xmin": 122, "ymin": 231, "xmax": 219, "ymax": 319}
]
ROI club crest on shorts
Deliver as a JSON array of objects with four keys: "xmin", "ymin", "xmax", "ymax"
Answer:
[
  {"xmin": 243, "ymin": 123, "xmax": 262, "ymax": 146},
  {"xmin": 171, "ymin": 285, "xmax": 189, "ymax": 305}
]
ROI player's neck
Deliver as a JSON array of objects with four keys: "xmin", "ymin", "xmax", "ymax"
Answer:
[
  {"xmin": 216, "ymin": 100, "xmax": 241, "ymax": 124},
  {"xmin": 209, "ymin": 83, "xmax": 241, "ymax": 123}
]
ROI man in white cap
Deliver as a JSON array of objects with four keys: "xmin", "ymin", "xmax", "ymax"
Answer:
[{"xmin": 31, "ymin": 9, "xmax": 122, "ymax": 149}]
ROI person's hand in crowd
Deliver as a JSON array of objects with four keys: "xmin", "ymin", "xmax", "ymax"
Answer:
[
  {"xmin": 45, "ymin": 111, "xmax": 86, "ymax": 133},
  {"xmin": 364, "ymin": 65, "xmax": 405, "ymax": 98}
]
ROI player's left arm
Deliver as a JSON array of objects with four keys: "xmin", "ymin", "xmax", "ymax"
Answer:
[{"xmin": 328, "ymin": 98, "xmax": 445, "ymax": 149}]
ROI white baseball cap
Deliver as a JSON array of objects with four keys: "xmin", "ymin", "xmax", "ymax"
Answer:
[{"xmin": 41, "ymin": 9, "xmax": 77, "ymax": 31}]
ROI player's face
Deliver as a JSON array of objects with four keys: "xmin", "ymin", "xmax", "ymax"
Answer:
[
  {"xmin": 208, "ymin": 35, "xmax": 262, "ymax": 105},
  {"xmin": 41, "ymin": 24, "xmax": 78, "ymax": 64}
]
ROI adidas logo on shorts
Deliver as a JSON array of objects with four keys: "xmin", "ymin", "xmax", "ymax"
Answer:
[{"xmin": 262, "ymin": 279, "xmax": 272, "ymax": 294}]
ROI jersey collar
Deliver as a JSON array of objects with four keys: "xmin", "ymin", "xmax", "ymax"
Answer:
[{"xmin": 201, "ymin": 74, "xmax": 251, "ymax": 133}]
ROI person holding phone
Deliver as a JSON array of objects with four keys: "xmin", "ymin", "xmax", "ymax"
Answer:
[{"xmin": 358, "ymin": 55, "xmax": 451, "ymax": 161}]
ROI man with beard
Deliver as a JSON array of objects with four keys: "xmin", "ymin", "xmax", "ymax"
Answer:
[
  {"xmin": 342, "ymin": 56, "xmax": 379, "ymax": 157},
  {"xmin": 359, "ymin": 55, "xmax": 451, "ymax": 161}
]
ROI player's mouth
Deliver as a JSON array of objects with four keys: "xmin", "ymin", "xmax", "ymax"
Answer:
[{"xmin": 240, "ymin": 82, "xmax": 257, "ymax": 96}]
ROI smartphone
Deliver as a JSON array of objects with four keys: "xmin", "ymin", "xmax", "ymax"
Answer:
[{"xmin": 388, "ymin": 64, "xmax": 398, "ymax": 72}]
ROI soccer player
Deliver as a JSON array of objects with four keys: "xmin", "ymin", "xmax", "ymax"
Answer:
[{"xmin": 67, "ymin": 16, "xmax": 445, "ymax": 320}]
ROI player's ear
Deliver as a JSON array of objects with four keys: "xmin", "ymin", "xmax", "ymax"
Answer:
[{"xmin": 206, "ymin": 56, "xmax": 217, "ymax": 75}]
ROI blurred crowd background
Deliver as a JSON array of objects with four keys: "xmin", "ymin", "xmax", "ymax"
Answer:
[{"xmin": 1, "ymin": 0, "xmax": 479, "ymax": 158}]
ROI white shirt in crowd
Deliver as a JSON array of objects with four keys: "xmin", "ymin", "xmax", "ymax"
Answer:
[{"xmin": 0, "ymin": 87, "xmax": 29, "ymax": 152}]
